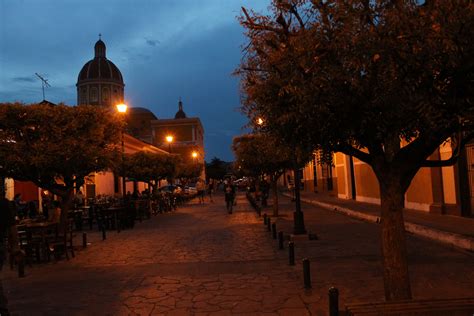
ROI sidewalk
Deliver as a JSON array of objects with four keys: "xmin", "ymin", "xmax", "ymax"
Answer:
[{"xmin": 283, "ymin": 190, "xmax": 474, "ymax": 252}]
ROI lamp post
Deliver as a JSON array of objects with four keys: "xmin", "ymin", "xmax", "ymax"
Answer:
[
  {"xmin": 166, "ymin": 135, "xmax": 173, "ymax": 153},
  {"xmin": 292, "ymin": 151, "xmax": 306, "ymax": 235},
  {"xmin": 116, "ymin": 103, "xmax": 128, "ymax": 201}
]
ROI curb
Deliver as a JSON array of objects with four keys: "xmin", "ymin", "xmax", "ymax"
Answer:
[{"xmin": 283, "ymin": 193, "xmax": 474, "ymax": 252}]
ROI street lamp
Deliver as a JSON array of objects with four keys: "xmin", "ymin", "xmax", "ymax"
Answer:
[
  {"xmin": 257, "ymin": 117, "xmax": 264, "ymax": 126},
  {"xmin": 165, "ymin": 135, "xmax": 173, "ymax": 153},
  {"xmin": 191, "ymin": 151, "xmax": 198, "ymax": 167},
  {"xmin": 116, "ymin": 103, "xmax": 128, "ymax": 201}
]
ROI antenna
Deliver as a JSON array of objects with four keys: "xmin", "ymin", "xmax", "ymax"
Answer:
[{"xmin": 35, "ymin": 73, "xmax": 51, "ymax": 101}]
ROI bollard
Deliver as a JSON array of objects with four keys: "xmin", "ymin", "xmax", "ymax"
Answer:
[
  {"xmin": 18, "ymin": 257, "xmax": 25, "ymax": 278},
  {"xmin": 329, "ymin": 287, "xmax": 339, "ymax": 316},
  {"xmin": 278, "ymin": 231, "xmax": 284, "ymax": 249},
  {"xmin": 263, "ymin": 213, "xmax": 267, "ymax": 225},
  {"xmin": 82, "ymin": 232, "xmax": 87, "ymax": 248},
  {"xmin": 267, "ymin": 218, "xmax": 271, "ymax": 232},
  {"xmin": 303, "ymin": 258, "xmax": 311, "ymax": 289},
  {"xmin": 288, "ymin": 241, "xmax": 295, "ymax": 265},
  {"xmin": 102, "ymin": 225, "xmax": 106, "ymax": 240},
  {"xmin": 272, "ymin": 223, "xmax": 277, "ymax": 239}
]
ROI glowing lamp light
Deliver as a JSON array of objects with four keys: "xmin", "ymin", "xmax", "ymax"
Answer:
[
  {"xmin": 192, "ymin": 151, "xmax": 198, "ymax": 158},
  {"xmin": 166, "ymin": 135, "xmax": 174, "ymax": 143},
  {"xmin": 257, "ymin": 117, "xmax": 264, "ymax": 125},
  {"xmin": 116, "ymin": 103, "xmax": 128, "ymax": 113}
]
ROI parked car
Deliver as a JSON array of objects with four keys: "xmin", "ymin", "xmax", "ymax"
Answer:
[
  {"xmin": 234, "ymin": 177, "xmax": 250, "ymax": 190},
  {"xmin": 184, "ymin": 184, "xmax": 197, "ymax": 195},
  {"xmin": 157, "ymin": 185, "xmax": 183, "ymax": 195}
]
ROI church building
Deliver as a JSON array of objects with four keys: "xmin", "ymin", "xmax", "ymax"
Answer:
[
  {"xmin": 5, "ymin": 37, "xmax": 205, "ymax": 204},
  {"xmin": 76, "ymin": 37, "xmax": 124, "ymax": 107},
  {"xmin": 76, "ymin": 37, "xmax": 206, "ymax": 195}
]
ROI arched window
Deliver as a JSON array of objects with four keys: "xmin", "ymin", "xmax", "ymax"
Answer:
[
  {"xmin": 90, "ymin": 87, "xmax": 98, "ymax": 102},
  {"xmin": 102, "ymin": 87, "xmax": 109, "ymax": 102}
]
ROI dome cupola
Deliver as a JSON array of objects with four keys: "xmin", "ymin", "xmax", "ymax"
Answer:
[
  {"xmin": 94, "ymin": 39, "xmax": 106, "ymax": 58},
  {"xmin": 76, "ymin": 35, "xmax": 125, "ymax": 107},
  {"xmin": 174, "ymin": 98, "xmax": 187, "ymax": 119}
]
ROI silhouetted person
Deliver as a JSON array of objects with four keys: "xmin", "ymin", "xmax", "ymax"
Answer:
[{"xmin": 224, "ymin": 180, "xmax": 236, "ymax": 214}]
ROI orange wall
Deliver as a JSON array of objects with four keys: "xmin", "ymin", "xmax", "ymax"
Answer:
[
  {"xmin": 336, "ymin": 165, "xmax": 346, "ymax": 196},
  {"xmin": 406, "ymin": 167, "xmax": 433, "ymax": 205},
  {"xmin": 354, "ymin": 162, "xmax": 380, "ymax": 200},
  {"xmin": 14, "ymin": 180, "xmax": 38, "ymax": 201}
]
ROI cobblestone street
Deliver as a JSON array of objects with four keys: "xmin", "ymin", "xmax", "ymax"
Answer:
[{"xmin": 3, "ymin": 193, "xmax": 474, "ymax": 315}]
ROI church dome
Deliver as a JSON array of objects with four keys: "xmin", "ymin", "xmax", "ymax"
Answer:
[
  {"xmin": 77, "ymin": 39, "xmax": 123, "ymax": 84},
  {"xmin": 76, "ymin": 37, "xmax": 125, "ymax": 107},
  {"xmin": 174, "ymin": 99, "xmax": 187, "ymax": 119}
]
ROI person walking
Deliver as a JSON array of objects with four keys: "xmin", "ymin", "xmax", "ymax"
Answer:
[
  {"xmin": 196, "ymin": 178, "xmax": 206, "ymax": 204},
  {"xmin": 224, "ymin": 180, "xmax": 236, "ymax": 214},
  {"xmin": 207, "ymin": 179, "xmax": 214, "ymax": 203}
]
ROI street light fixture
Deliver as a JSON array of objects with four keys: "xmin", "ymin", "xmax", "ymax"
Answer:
[
  {"xmin": 191, "ymin": 151, "xmax": 198, "ymax": 159},
  {"xmin": 165, "ymin": 135, "xmax": 174, "ymax": 153},
  {"xmin": 116, "ymin": 103, "xmax": 127, "ymax": 113},
  {"xmin": 116, "ymin": 103, "xmax": 128, "ymax": 201},
  {"xmin": 257, "ymin": 117, "xmax": 264, "ymax": 125}
]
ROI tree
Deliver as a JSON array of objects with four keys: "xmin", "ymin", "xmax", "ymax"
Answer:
[
  {"xmin": 175, "ymin": 160, "xmax": 203, "ymax": 182},
  {"xmin": 239, "ymin": 0, "xmax": 473, "ymax": 300},
  {"xmin": 233, "ymin": 133, "xmax": 294, "ymax": 216},
  {"xmin": 122, "ymin": 151, "xmax": 176, "ymax": 192},
  {"xmin": 0, "ymin": 103, "xmax": 121, "ymax": 227},
  {"xmin": 205, "ymin": 157, "xmax": 229, "ymax": 180}
]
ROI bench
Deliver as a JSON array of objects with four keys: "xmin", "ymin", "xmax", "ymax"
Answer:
[{"xmin": 345, "ymin": 297, "xmax": 474, "ymax": 315}]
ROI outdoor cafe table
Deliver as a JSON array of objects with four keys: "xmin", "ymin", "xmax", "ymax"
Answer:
[
  {"xmin": 18, "ymin": 220, "xmax": 58, "ymax": 262},
  {"xmin": 98, "ymin": 206, "xmax": 126, "ymax": 232}
]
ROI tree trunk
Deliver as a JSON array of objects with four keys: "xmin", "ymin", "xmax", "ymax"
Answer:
[
  {"xmin": 294, "ymin": 167, "xmax": 301, "ymax": 213},
  {"xmin": 55, "ymin": 189, "xmax": 74, "ymax": 232},
  {"xmin": 293, "ymin": 166, "xmax": 306, "ymax": 234},
  {"xmin": 379, "ymin": 177, "xmax": 412, "ymax": 301},
  {"xmin": 271, "ymin": 177, "xmax": 279, "ymax": 217}
]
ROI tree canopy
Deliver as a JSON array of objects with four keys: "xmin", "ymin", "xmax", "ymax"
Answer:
[
  {"xmin": 0, "ymin": 103, "xmax": 121, "ymax": 213},
  {"xmin": 233, "ymin": 133, "xmax": 293, "ymax": 178},
  {"xmin": 239, "ymin": 0, "xmax": 473, "ymax": 301},
  {"xmin": 175, "ymin": 160, "xmax": 203, "ymax": 180},
  {"xmin": 205, "ymin": 157, "xmax": 230, "ymax": 180},
  {"xmin": 233, "ymin": 133, "xmax": 299, "ymax": 215},
  {"xmin": 123, "ymin": 151, "xmax": 176, "ymax": 188}
]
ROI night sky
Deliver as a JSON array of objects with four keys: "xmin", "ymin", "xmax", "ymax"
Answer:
[{"xmin": 0, "ymin": 0, "xmax": 269, "ymax": 161}]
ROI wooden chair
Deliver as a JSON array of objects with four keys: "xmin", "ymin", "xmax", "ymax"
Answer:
[
  {"xmin": 47, "ymin": 219, "xmax": 75, "ymax": 260},
  {"xmin": 17, "ymin": 225, "xmax": 43, "ymax": 265}
]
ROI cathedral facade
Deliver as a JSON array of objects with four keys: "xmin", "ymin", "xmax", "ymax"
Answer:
[{"xmin": 76, "ymin": 38, "xmax": 205, "ymax": 181}]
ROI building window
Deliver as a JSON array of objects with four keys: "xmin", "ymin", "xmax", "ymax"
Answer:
[
  {"xmin": 81, "ymin": 89, "xmax": 87, "ymax": 104},
  {"xmin": 90, "ymin": 87, "xmax": 98, "ymax": 102},
  {"xmin": 102, "ymin": 87, "xmax": 109, "ymax": 103}
]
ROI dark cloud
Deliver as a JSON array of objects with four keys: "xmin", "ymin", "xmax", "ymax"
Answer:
[
  {"xmin": 145, "ymin": 39, "xmax": 160, "ymax": 47},
  {"xmin": 0, "ymin": 0, "xmax": 268, "ymax": 161},
  {"xmin": 12, "ymin": 76, "xmax": 35, "ymax": 83}
]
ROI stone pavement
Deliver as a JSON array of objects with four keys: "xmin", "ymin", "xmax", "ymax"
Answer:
[
  {"xmin": 2, "ymin": 192, "xmax": 474, "ymax": 315},
  {"xmin": 263, "ymin": 194, "xmax": 474, "ymax": 311},
  {"xmin": 286, "ymin": 190, "xmax": 474, "ymax": 251}
]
